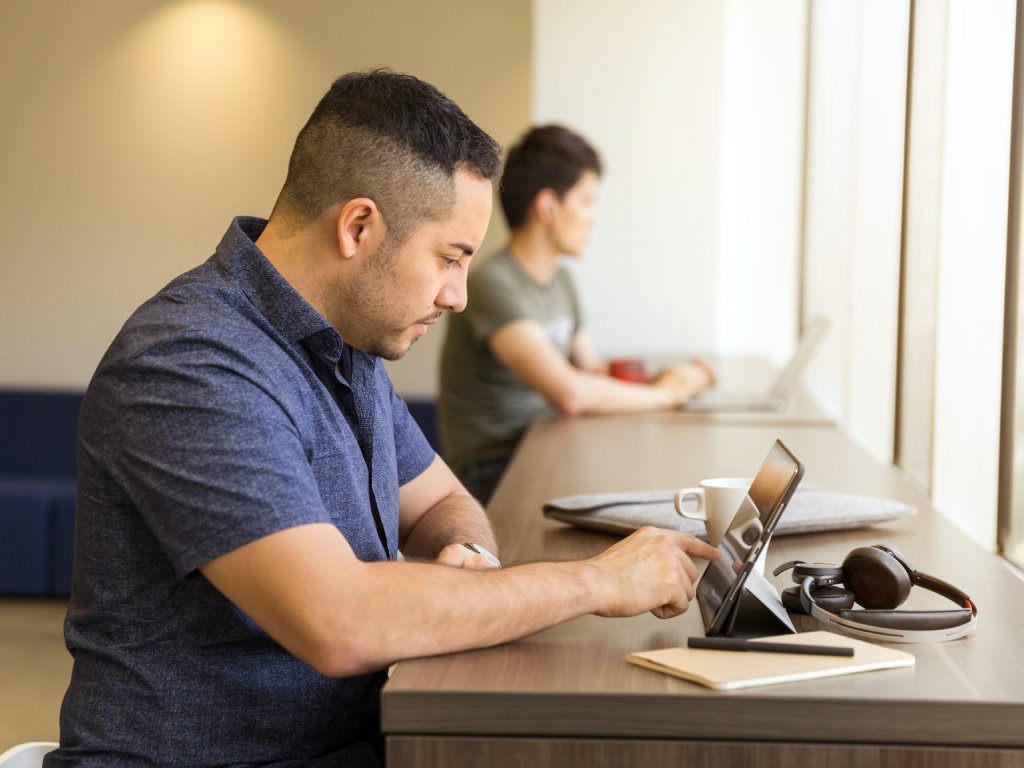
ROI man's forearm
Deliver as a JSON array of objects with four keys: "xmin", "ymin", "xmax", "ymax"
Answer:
[
  {"xmin": 400, "ymin": 491, "xmax": 497, "ymax": 561},
  {"xmin": 563, "ymin": 369, "xmax": 677, "ymax": 414},
  {"xmin": 334, "ymin": 525, "xmax": 711, "ymax": 675},
  {"xmin": 201, "ymin": 523, "xmax": 717, "ymax": 680},
  {"xmin": 346, "ymin": 558, "xmax": 594, "ymax": 672},
  {"xmin": 563, "ymin": 363, "xmax": 712, "ymax": 416}
]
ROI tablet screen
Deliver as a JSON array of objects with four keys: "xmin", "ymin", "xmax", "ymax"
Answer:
[{"xmin": 696, "ymin": 440, "xmax": 804, "ymax": 636}]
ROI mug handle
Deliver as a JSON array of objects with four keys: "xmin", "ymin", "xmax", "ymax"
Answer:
[{"xmin": 674, "ymin": 488, "xmax": 706, "ymax": 519}]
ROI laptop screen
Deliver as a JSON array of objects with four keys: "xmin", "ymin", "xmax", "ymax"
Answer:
[{"xmin": 769, "ymin": 317, "xmax": 830, "ymax": 399}]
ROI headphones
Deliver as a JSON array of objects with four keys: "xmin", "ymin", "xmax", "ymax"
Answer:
[{"xmin": 772, "ymin": 545, "xmax": 977, "ymax": 643}]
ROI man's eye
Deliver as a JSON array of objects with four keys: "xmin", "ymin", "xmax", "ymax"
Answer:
[{"xmin": 442, "ymin": 257, "xmax": 461, "ymax": 267}]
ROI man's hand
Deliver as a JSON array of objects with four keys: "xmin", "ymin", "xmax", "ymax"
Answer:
[
  {"xmin": 435, "ymin": 542, "xmax": 501, "ymax": 570},
  {"xmin": 689, "ymin": 356, "xmax": 717, "ymax": 386},
  {"xmin": 399, "ymin": 455, "xmax": 498, "ymax": 561},
  {"xmin": 650, "ymin": 362, "xmax": 714, "ymax": 406},
  {"xmin": 585, "ymin": 526, "xmax": 720, "ymax": 619}
]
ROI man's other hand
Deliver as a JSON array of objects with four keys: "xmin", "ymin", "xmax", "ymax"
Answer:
[{"xmin": 435, "ymin": 542, "xmax": 501, "ymax": 570}]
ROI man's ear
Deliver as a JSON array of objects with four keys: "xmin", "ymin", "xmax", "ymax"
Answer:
[
  {"xmin": 336, "ymin": 197, "xmax": 387, "ymax": 260},
  {"xmin": 533, "ymin": 188, "xmax": 558, "ymax": 224}
]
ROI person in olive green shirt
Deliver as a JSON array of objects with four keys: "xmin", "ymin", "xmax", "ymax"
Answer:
[{"xmin": 440, "ymin": 125, "xmax": 713, "ymax": 504}]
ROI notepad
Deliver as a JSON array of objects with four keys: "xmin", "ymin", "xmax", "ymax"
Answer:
[{"xmin": 627, "ymin": 631, "xmax": 914, "ymax": 691}]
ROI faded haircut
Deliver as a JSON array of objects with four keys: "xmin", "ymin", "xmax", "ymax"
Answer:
[{"xmin": 272, "ymin": 69, "xmax": 502, "ymax": 243}]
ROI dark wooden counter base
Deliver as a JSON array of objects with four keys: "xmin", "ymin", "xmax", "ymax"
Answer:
[{"xmin": 388, "ymin": 736, "xmax": 1024, "ymax": 768}]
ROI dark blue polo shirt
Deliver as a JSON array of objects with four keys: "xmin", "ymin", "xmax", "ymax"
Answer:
[{"xmin": 46, "ymin": 217, "xmax": 435, "ymax": 767}]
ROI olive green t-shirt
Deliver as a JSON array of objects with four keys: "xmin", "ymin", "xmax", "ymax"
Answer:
[{"xmin": 440, "ymin": 250, "xmax": 583, "ymax": 474}]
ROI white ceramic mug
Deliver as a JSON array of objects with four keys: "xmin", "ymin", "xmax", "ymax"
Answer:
[{"xmin": 673, "ymin": 477, "xmax": 753, "ymax": 547}]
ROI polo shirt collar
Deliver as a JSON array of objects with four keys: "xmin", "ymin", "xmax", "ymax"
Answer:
[{"xmin": 215, "ymin": 216, "xmax": 344, "ymax": 361}]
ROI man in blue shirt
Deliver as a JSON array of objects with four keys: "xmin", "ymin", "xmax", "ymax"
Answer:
[{"xmin": 48, "ymin": 70, "xmax": 717, "ymax": 767}]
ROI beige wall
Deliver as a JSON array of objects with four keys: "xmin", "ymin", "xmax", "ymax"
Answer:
[{"xmin": 0, "ymin": 0, "xmax": 531, "ymax": 395}]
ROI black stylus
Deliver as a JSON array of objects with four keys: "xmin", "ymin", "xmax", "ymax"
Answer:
[{"xmin": 688, "ymin": 636, "xmax": 854, "ymax": 657}]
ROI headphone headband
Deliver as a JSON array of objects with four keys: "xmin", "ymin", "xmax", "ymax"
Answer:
[{"xmin": 912, "ymin": 571, "xmax": 976, "ymax": 613}]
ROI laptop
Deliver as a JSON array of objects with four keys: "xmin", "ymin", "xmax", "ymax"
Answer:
[{"xmin": 682, "ymin": 317, "xmax": 829, "ymax": 413}]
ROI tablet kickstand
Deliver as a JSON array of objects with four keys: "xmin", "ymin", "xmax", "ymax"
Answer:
[{"xmin": 720, "ymin": 568, "xmax": 797, "ymax": 639}]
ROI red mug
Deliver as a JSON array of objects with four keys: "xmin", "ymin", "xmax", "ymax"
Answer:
[{"xmin": 609, "ymin": 358, "xmax": 647, "ymax": 383}]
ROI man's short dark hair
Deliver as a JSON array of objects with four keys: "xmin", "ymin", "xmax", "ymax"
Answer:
[
  {"xmin": 500, "ymin": 125, "xmax": 603, "ymax": 230},
  {"xmin": 273, "ymin": 69, "xmax": 502, "ymax": 242}
]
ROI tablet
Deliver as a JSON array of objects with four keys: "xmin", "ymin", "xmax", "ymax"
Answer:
[{"xmin": 696, "ymin": 439, "xmax": 805, "ymax": 637}]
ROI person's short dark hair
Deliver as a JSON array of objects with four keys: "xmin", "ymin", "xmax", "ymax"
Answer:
[
  {"xmin": 273, "ymin": 69, "xmax": 502, "ymax": 242},
  {"xmin": 500, "ymin": 125, "xmax": 603, "ymax": 230}
]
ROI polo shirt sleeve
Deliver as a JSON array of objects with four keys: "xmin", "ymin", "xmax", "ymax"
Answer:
[{"xmin": 84, "ymin": 335, "xmax": 330, "ymax": 578}]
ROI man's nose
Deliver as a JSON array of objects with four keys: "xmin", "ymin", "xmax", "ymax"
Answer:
[{"xmin": 436, "ymin": 274, "xmax": 468, "ymax": 313}]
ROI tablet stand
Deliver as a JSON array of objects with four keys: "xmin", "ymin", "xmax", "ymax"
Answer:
[{"xmin": 720, "ymin": 565, "xmax": 797, "ymax": 639}]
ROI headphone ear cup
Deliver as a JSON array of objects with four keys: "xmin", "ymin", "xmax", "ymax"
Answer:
[
  {"xmin": 785, "ymin": 584, "xmax": 855, "ymax": 613},
  {"xmin": 809, "ymin": 586, "xmax": 856, "ymax": 612},
  {"xmin": 843, "ymin": 546, "xmax": 912, "ymax": 609},
  {"xmin": 781, "ymin": 586, "xmax": 806, "ymax": 613}
]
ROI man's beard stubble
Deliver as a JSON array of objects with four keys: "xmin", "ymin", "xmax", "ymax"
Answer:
[{"xmin": 338, "ymin": 237, "xmax": 415, "ymax": 361}]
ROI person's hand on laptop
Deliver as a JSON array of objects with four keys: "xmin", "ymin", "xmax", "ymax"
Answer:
[
  {"xmin": 690, "ymin": 356, "xmax": 716, "ymax": 386},
  {"xmin": 650, "ymin": 361, "xmax": 714, "ymax": 405}
]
